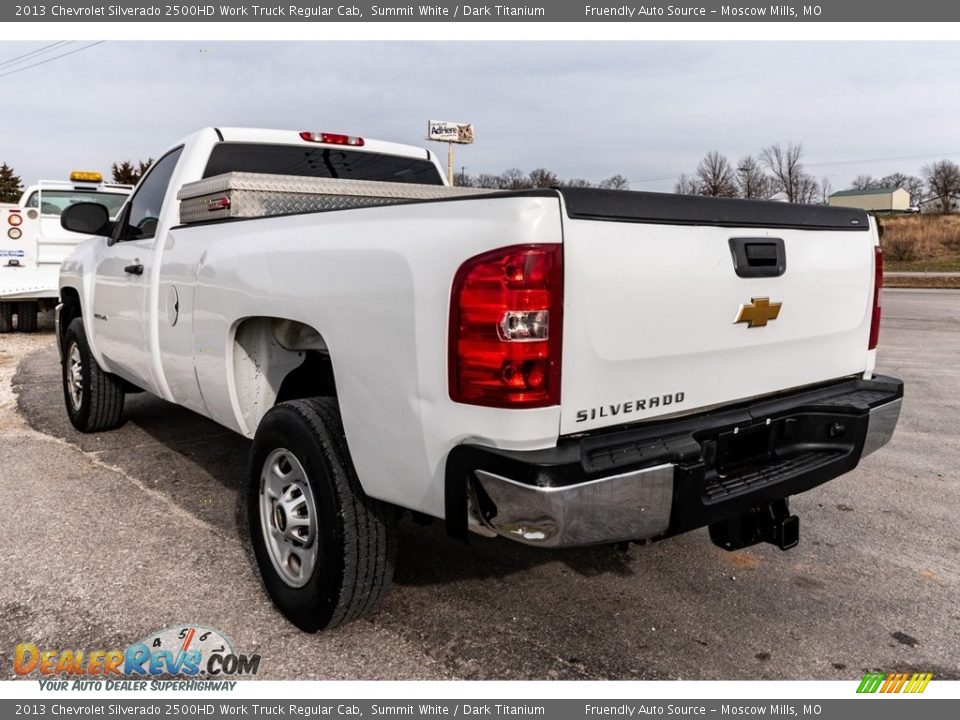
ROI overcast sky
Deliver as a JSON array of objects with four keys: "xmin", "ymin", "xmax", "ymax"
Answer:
[{"xmin": 1, "ymin": 41, "xmax": 958, "ymax": 193}]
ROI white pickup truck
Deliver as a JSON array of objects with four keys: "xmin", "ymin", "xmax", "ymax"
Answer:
[
  {"xmin": 56, "ymin": 127, "xmax": 902, "ymax": 631},
  {"xmin": 1, "ymin": 173, "xmax": 131, "ymax": 332}
]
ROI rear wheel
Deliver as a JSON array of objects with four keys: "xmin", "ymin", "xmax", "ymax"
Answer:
[
  {"xmin": 248, "ymin": 397, "xmax": 396, "ymax": 631},
  {"xmin": 62, "ymin": 317, "xmax": 125, "ymax": 432},
  {"xmin": 0, "ymin": 303, "xmax": 12, "ymax": 333},
  {"xmin": 16, "ymin": 301, "xmax": 38, "ymax": 333}
]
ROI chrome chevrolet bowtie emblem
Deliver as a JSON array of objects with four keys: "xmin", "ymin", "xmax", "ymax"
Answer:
[{"xmin": 735, "ymin": 297, "xmax": 782, "ymax": 328}]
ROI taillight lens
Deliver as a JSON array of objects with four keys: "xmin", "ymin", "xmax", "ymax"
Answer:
[
  {"xmin": 449, "ymin": 244, "xmax": 563, "ymax": 408},
  {"xmin": 869, "ymin": 246, "xmax": 883, "ymax": 350},
  {"xmin": 8, "ymin": 212, "xmax": 22, "ymax": 226}
]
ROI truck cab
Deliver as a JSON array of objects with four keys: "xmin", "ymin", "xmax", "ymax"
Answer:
[{"xmin": 0, "ymin": 172, "xmax": 131, "ymax": 333}]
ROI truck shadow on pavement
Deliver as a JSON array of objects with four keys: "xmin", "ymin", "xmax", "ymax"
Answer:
[{"xmin": 13, "ymin": 343, "xmax": 643, "ymax": 587}]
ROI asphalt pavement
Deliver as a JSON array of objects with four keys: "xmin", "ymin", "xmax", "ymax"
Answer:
[{"xmin": 1, "ymin": 290, "xmax": 958, "ymax": 681}]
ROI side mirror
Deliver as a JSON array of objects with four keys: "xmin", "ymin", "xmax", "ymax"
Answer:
[{"xmin": 61, "ymin": 202, "xmax": 111, "ymax": 236}]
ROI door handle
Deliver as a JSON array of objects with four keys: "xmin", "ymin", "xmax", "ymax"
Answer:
[{"xmin": 124, "ymin": 264, "xmax": 144, "ymax": 276}]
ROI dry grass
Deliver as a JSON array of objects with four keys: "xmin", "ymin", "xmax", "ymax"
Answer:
[
  {"xmin": 879, "ymin": 214, "xmax": 960, "ymax": 264},
  {"xmin": 884, "ymin": 275, "xmax": 960, "ymax": 289}
]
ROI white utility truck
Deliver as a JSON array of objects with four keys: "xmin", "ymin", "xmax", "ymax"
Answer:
[
  {"xmin": 0, "ymin": 172, "xmax": 131, "ymax": 332},
  {"xmin": 56, "ymin": 127, "xmax": 902, "ymax": 631}
]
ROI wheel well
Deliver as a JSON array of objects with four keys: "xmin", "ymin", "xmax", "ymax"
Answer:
[
  {"xmin": 276, "ymin": 351, "xmax": 337, "ymax": 403},
  {"xmin": 58, "ymin": 288, "xmax": 82, "ymax": 354},
  {"xmin": 232, "ymin": 317, "xmax": 337, "ymax": 433}
]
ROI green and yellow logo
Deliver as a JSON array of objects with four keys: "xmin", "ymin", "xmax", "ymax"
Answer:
[{"xmin": 857, "ymin": 672, "xmax": 932, "ymax": 694}]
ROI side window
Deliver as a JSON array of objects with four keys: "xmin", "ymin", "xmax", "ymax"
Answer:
[{"xmin": 117, "ymin": 147, "xmax": 183, "ymax": 241}]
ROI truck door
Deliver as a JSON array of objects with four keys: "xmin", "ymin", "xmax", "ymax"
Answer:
[{"xmin": 91, "ymin": 148, "xmax": 183, "ymax": 391}]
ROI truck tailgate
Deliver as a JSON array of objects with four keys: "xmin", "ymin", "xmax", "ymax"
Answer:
[{"xmin": 558, "ymin": 189, "xmax": 877, "ymax": 436}]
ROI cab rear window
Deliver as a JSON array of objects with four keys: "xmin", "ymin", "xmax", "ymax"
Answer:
[
  {"xmin": 25, "ymin": 190, "xmax": 129, "ymax": 218},
  {"xmin": 202, "ymin": 143, "xmax": 444, "ymax": 185}
]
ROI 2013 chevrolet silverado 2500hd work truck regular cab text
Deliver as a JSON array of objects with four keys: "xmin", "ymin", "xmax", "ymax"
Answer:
[{"xmin": 55, "ymin": 127, "xmax": 902, "ymax": 631}]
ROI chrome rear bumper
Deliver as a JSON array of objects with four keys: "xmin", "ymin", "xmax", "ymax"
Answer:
[
  {"xmin": 862, "ymin": 398, "xmax": 902, "ymax": 458},
  {"xmin": 449, "ymin": 375, "xmax": 904, "ymax": 549},
  {"xmin": 470, "ymin": 464, "xmax": 673, "ymax": 548}
]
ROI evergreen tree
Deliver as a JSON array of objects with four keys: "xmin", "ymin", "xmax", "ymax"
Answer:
[
  {"xmin": 111, "ymin": 159, "xmax": 153, "ymax": 185},
  {"xmin": 0, "ymin": 163, "xmax": 24, "ymax": 203}
]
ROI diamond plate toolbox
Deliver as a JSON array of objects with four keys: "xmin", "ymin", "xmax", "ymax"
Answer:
[{"xmin": 178, "ymin": 172, "xmax": 494, "ymax": 224}]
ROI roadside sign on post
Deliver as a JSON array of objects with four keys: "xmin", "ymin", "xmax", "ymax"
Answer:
[{"xmin": 427, "ymin": 120, "xmax": 474, "ymax": 185}]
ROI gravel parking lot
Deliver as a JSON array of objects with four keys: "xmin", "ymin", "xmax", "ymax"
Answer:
[{"xmin": 1, "ymin": 290, "xmax": 958, "ymax": 681}]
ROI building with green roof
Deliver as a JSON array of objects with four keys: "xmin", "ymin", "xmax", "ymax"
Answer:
[{"xmin": 828, "ymin": 186, "xmax": 912, "ymax": 213}]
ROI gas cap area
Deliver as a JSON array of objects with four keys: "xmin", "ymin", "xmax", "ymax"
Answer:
[{"xmin": 166, "ymin": 285, "xmax": 180, "ymax": 326}]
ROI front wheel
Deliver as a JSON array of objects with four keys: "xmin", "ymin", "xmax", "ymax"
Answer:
[
  {"xmin": 62, "ymin": 317, "xmax": 125, "ymax": 432},
  {"xmin": 248, "ymin": 398, "xmax": 396, "ymax": 631}
]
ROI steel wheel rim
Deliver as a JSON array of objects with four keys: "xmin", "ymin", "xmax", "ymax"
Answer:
[
  {"xmin": 67, "ymin": 342, "xmax": 83, "ymax": 412},
  {"xmin": 259, "ymin": 448, "xmax": 319, "ymax": 588}
]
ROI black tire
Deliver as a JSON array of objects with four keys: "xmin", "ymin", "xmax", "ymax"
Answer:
[
  {"xmin": 0, "ymin": 303, "xmax": 12, "ymax": 333},
  {"xmin": 16, "ymin": 301, "xmax": 38, "ymax": 333},
  {"xmin": 248, "ymin": 398, "xmax": 396, "ymax": 632},
  {"xmin": 62, "ymin": 317, "xmax": 125, "ymax": 432}
]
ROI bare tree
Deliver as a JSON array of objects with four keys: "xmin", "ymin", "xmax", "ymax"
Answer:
[
  {"xmin": 796, "ymin": 175, "xmax": 820, "ymax": 205},
  {"xmin": 674, "ymin": 173, "xmax": 699, "ymax": 195},
  {"xmin": 475, "ymin": 173, "xmax": 502, "ymax": 189},
  {"xmin": 850, "ymin": 174, "xmax": 878, "ymax": 191},
  {"xmin": 735, "ymin": 156, "xmax": 770, "ymax": 199},
  {"xmin": 454, "ymin": 169, "xmax": 476, "ymax": 187},
  {"xmin": 599, "ymin": 174, "xmax": 630, "ymax": 191},
  {"xmin": 694, "ymin": 151, "xmax": 737, "ymax": 197},
  {"xmin": 923, "ymin": 160, "xmax": 960, "ymax": 212},
  {"xmin": 880, "ymin": 172, "xmax": 924, "ymax": 206},
  {"xmin": 760, "ymin": 142, "xmax": 818, "ymax": 203},
  {"xmin": 819, "ymin": 176, "xmax": 833, "ymax": 205},
  {"xmin": 528, "ymin": 168, "xmax": 560, "ymax": 188},
  {"xmin": 563, "ymin": 178, "xmax": 593, "ymax": 188},
  {"xmin": 501, "ymin": 168, "xmax": 532, "ymax": 190}
]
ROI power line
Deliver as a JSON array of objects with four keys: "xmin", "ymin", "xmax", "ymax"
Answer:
[
  {"xmin": 626, "ymin": 174, "xmax": 679, "ymax": 184},
  {"xmin": 806, "ymin": 151, "xmax": 960, "ymax": 168},
  {"xmin": 0, "ymin": 41, "xmax": 72, "ymax": 70},
  {"xmin": 0, "ymin": 41, "xmax": 104, "ymax": 81}
]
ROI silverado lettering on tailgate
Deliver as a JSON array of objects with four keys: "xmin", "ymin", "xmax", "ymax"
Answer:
[{"xmin": 575, "ymin": 392, "xmax": 686, "ymax": 423}]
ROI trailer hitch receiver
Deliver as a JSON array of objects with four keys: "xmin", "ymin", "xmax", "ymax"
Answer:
[{"xmin": 709, "ymin": 499, "xmax": 799, "ymax": 552}]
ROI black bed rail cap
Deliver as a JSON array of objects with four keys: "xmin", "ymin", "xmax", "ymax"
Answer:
[{"xmin": 556, "ymin": 187, "xmax": 870, "ymax": 231}]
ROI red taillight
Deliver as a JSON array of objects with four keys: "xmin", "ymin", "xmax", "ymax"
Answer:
[
  {"xmin": 869, "ymin": 246, "xmax": 883, "ymax": 350},
  {"xmin": 8, "ymin": 211, "xmax": 22, "ymax": 227},
  {"xmin": 449, "ymin": 244, "xmax": 563, "ymax": 408},
  {"xmin": 299, "ymin": 131, "xmax": 364, "ymax": 147}
]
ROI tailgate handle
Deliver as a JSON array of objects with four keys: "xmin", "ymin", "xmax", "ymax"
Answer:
[{"xmin": 729, "ymin": 238, "xmax": 786, "ymax": 278}]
